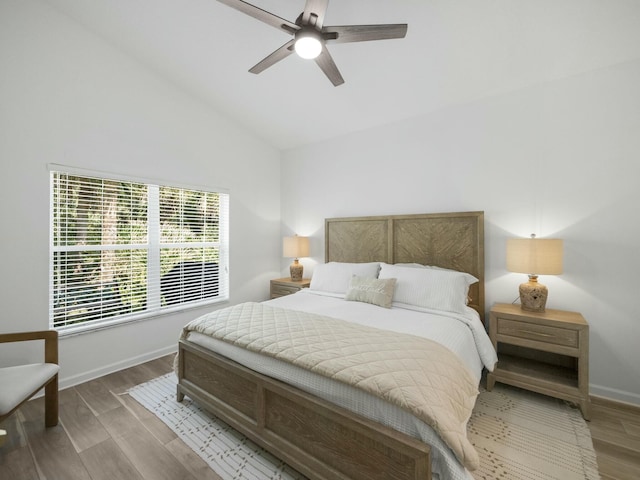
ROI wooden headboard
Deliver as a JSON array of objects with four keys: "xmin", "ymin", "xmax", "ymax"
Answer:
[{"xmin": 325, "ymin": 211, "xmax": 485, "ymax": 320}]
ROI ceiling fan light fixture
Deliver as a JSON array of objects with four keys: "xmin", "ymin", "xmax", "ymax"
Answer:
[
  {"xmin": 294, "ymin": 31, "xmax": 323, "ymax": 59},
  {"xmin": 216, "ymin": 0, "xmax": 408, "ymax": 86}
]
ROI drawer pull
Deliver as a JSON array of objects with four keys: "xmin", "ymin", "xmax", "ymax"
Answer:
[{"xmin": 521, "ymin": 330, "xmax": 554, "ymax": 338}]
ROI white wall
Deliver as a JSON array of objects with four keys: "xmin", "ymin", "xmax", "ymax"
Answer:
[
  {"xmin": 0, "ymin": 0, "xmax": 281, "ymax": 387},
  {"xmin": 281, "ymin": 59, "xmax": 640, "ymax": 405}
]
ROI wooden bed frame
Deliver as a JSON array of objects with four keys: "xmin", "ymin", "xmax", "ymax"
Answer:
[{"xmin": 177, "ymin": 211, "xmax": 484, "ymax": 480}]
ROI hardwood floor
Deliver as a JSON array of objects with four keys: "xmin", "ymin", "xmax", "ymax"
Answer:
[
  {"xmin": 0, "ymin": 355, "xmax": 221, "ymax": 480},
  {"xmin": 590, "ymin": 397, "xmax": 640, "ymax": 480},
  {"xmin": 1, "ymin": 354, "xmax": 639, "ymax": 480}
]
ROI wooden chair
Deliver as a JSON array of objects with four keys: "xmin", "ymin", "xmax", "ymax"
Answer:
[{"xmin": 0, "ymin": 330, "xmax": 59, "ymax": 431}]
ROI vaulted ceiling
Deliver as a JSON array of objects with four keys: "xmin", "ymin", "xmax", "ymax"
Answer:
[{"xmin": 43, "ymin": 0, "xmax": 640, "ymax": 150}]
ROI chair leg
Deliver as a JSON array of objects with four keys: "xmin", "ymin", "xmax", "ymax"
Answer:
[{"xmin": 44, "ymin": 375, "xmax": 59, "ymax": 427}]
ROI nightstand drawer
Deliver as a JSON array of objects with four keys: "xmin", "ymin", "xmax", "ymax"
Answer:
[
  {"xmin": 497, "ymin": 318, "xmax": 579, "ymax": 348},
  {"xmin": 271, "ymin": 284, "xmax": 299, "ymax": 297},
  {"xmin": 270, "ymin": 278, "xmax": 311, "ymax": 299}
]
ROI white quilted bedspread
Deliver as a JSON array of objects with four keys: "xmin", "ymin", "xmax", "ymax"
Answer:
[{"xmin": 181, "ymin": 302, "xmax": 480, "ymax": 470}]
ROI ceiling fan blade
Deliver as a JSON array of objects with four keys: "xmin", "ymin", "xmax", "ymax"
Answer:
[
  {"xmin": 249, "ymin": 39, "xmax": 296, "ymax": 74},
  {"xmin": 302, "ymin": 0, "xmax": 329, "ymax": 29},
  {"xmin": 323, "ymin": 24, "xmax": 408, "ymax": 43},
  {"xmin": 314, "ymin": 46, "xmax": 344, "ymax": 86},
  {"xmin": 217, "ymin": 0, "xmax": 299, "ymax": 34}
]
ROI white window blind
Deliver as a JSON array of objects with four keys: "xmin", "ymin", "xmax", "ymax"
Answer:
[{"xmin": 49, "ymin": 168, "xmax": 229, "ymax": 333}]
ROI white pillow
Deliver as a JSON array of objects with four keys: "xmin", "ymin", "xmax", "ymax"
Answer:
[
  {"xmin": 378, "ymin": 263, "xmax": 478, "ymax": 314},
  {"xmin": 394, "ymin": 263, "xmax": 462, "ymax": 273},
  {"xmin": 310, "ymin": 262, "xmax": 381, "ymax": 294}
]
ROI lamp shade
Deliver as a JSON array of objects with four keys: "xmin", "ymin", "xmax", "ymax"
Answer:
[
  {"xmin": 506, "ymin": 237, "xmax": 563, "ymax": 275},
  {"xmin": 283, "ymin": 236, "xmax": 310, "ymax": 259}
]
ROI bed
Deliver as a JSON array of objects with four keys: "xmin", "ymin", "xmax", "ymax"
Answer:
[{"xmin": 176, "ymin": 211, "xmax": 496, "ymax": 480}]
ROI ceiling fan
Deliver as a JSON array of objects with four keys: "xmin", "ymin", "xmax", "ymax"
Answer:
[{"xmin": 217, "ymin": 0, "xmax": 408, "ymax": 86}]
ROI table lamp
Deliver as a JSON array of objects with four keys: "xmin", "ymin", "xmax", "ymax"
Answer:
[
  {"xmin": 506, "ymin": 234, "xmax": 563, "ymax": 312},
  {"xmin": 283, "ymin": 235, "xmax": 310, "ymax": 281}
]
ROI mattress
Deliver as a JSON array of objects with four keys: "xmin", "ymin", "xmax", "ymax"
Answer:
[{"xmin": 185, "ymin": 289, "xmax": 497, "ymax": 480}]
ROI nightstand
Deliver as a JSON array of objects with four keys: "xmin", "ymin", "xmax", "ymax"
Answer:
[
  {"xmin": 487, "ymin": 303, "xmax": 591, "ymax": 420},
  {"xmin": 270, "ymin": 277, "xmax": 311, "ymax": 299}
]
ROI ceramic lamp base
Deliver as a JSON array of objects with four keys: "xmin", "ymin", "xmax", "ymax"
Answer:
[
  {"xmin": 519, "ymin": 276, "xmax": 548, "ymax": 312},
  {"xmin": 290, "ymin": 259, "xmax": 303, "ymax": 281}
]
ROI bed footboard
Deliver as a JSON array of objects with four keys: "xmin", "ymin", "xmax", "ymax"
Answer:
[{"xmin": 177, "ymin": 339, "xmax": 431, "ymax": 480}]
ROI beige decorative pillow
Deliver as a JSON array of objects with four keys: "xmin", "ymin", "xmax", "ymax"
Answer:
[{"xmin": 345, "ymin": 275, "xmax": 397, "ymax": 308}]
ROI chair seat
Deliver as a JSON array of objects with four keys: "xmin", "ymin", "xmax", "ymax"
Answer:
[{"xmin": 0, "ymin": 363, "xmax": 60, "ymax": 415}]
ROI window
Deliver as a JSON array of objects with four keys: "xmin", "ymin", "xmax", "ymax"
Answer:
[{"xmin": 49, "ymin": 166, "xmax": 229, "ymax": 334}]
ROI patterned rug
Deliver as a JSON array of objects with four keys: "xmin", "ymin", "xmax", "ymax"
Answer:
[
  {"xmin": 468, "ymin": 384, "xmax": 600, "ymax": 480},
  {"xmin": 129, "ymin": 373, "xmax": 600, "ymax": 480}
]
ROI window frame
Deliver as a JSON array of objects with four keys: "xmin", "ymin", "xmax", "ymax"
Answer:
[{"xmin": 48, "ymin": 164, "xmax": 229, "ymax": 335}]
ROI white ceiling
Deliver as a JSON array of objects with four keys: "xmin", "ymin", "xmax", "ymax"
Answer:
[{"xmin": 43, "ymin": 0, "xmax": 640, "ymax": 150}]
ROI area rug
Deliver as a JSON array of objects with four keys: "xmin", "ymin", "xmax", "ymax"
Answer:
[
  {"xmin": 468, "ymin": 384, "xmax": 600, "ymax": 480},
  {"xmin": 128, "ymin": 373, "xmax": 600, "ymax": 480}
]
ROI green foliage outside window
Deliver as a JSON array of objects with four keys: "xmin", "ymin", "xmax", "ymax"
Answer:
[{"xmin": 51, "ymin": 173, "xmax": 225, "ymax": 329}]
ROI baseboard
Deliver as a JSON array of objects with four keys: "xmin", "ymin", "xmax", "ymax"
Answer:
[
  {"xmin": 58, "ymin": 345, "xmax": 178, "ymax": 390},
  {"xmin": 591, "ymin": 394, "xmax": 640, "ymax": 416},
  {"xmin": 589, "ymin": 384, "xmax": 640, "ymax": 408}
]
